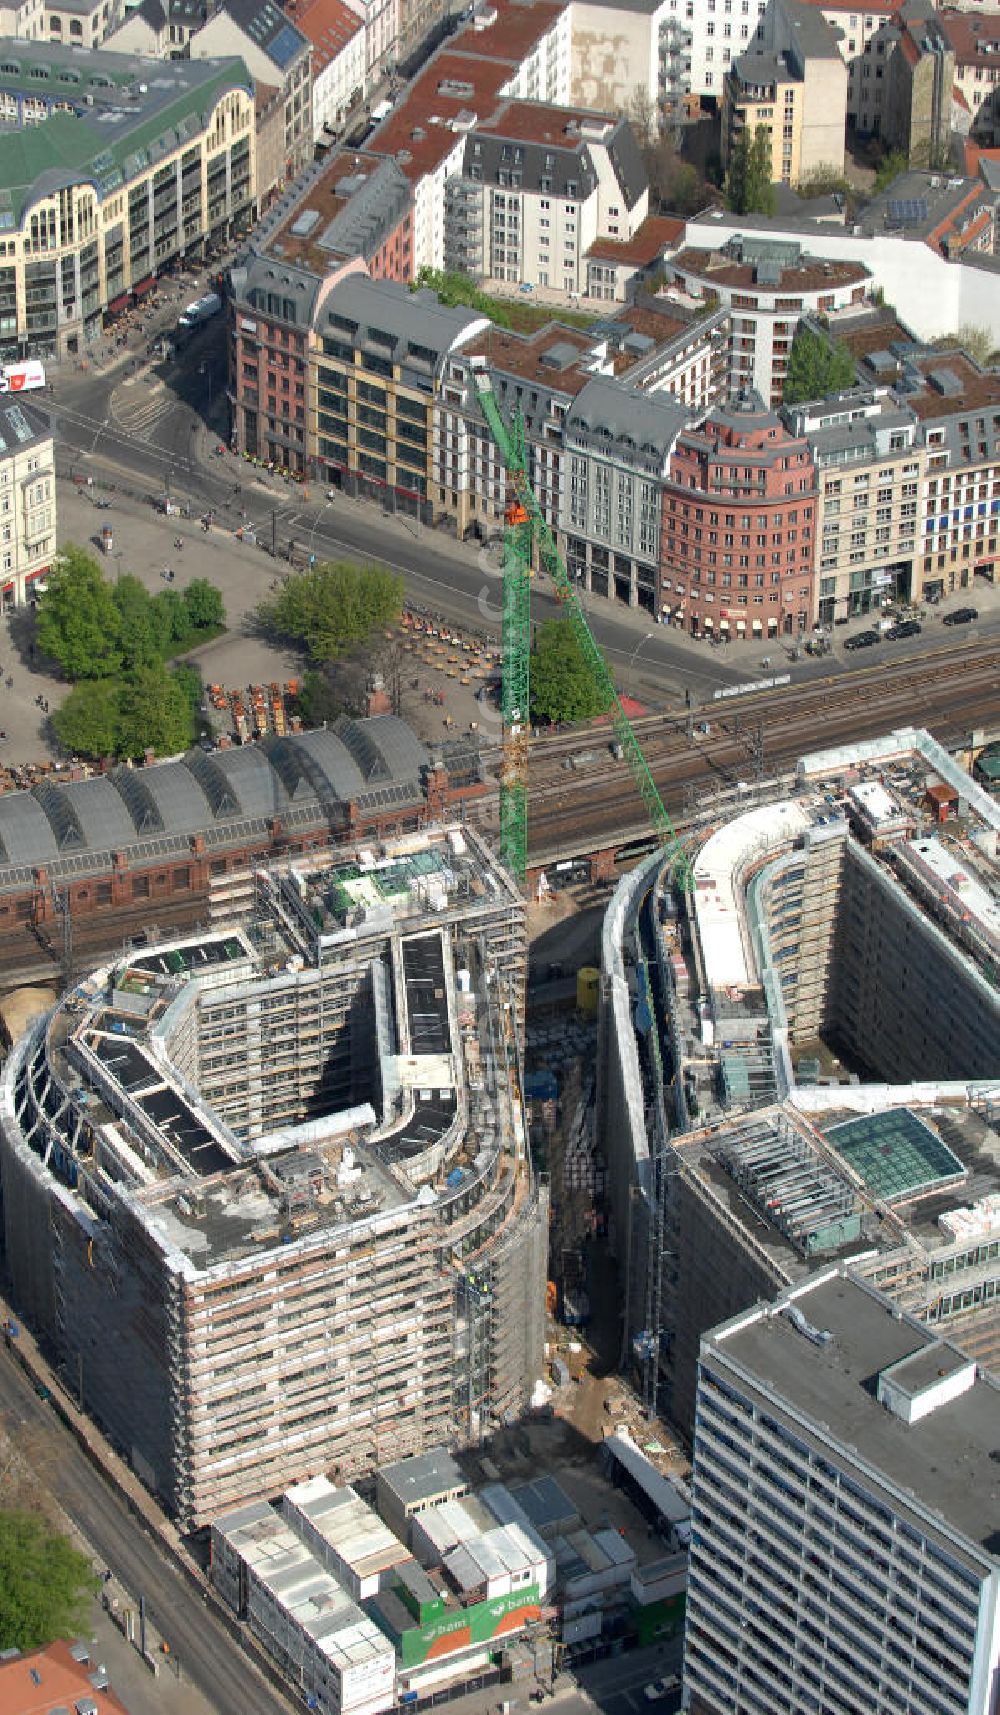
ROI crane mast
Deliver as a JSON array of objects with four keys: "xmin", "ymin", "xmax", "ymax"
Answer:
[{"xmin": 473, "ymin": 368, "xmax": 691, "ymax": 890}]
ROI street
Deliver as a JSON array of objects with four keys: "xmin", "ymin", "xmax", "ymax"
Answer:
[
  {"xmin": 0, "ymin": 1345, "xmax": 295, "ymax": 1715},
  {"xmin": 49, "ymin": 325, "xmax": 1000, "ymax": 719}
]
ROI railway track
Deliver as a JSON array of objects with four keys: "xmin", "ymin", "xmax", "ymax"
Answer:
[
  {"xmin": 525, "ymin": 654, "xmax": 1000, "ymax": 855},
  {"xmin": 0, "ymin": 645, "xmax": 996, "ymax": 988}
]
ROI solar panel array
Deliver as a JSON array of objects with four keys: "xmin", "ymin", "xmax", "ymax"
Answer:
[{"xmin": 886, "ymin": 197, "xmax": 929, "ymax": 225}]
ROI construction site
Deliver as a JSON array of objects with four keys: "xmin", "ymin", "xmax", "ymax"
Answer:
[
  {"xmin": 598, "ymin": 726, "xmax": 1000, "ymax": 1431},
  {"xmin": 0, "ymin": 823, "xmax": 548, "ymax": 1528}
]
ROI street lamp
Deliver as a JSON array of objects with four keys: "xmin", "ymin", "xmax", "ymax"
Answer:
[
  {"xmin": 628, "ymin": 630, "xmax": 654, "ymax": 673},
  {"xmin": 308, "ymin": 497, "xmax": 335, "ymax": 561}
]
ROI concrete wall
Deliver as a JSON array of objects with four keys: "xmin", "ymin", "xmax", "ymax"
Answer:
[
  {"xmin": 570, "ymin": 2, "xmax": 658, "ymax": 114},
  {"xmin": 800, "ymin": 53, "xmax": 848, "ymax": 177},
  {"xmin": 684, "ymin": 210, "xmax": 1000, "ymax": 342}
]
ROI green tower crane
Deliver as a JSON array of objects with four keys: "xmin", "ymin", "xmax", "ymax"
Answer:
[{"xmin": 473, "ymin": 369, "xmax": 692, "ymax": 890}]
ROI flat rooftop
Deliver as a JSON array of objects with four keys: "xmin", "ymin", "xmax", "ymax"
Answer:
[
  {"xmin": 378, "ymin": 1446, "xmax": 466, "ymax": 1508},
  {"xmin": 709, "ymin": 1269, "xmax": 1000, "ymax": 1562},
  {"xmin": 905, "ymin": 350, "xmax": 1000, "ymax": 420},
  {"xmin": 668, "ymin": 246, "xmax": 868, "ymax": 295},
  {"xmin": 692, "ymin": 800, "xmax": 814, "ymax": 991}
]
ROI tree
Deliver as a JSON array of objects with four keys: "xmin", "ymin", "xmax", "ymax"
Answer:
[
  {"xmin": 116, "ymin": 664, "xmax": 195, "ymax": 760},
  {"xmin": 182, "ymin": 578, "xmax": 225, "ymax": 633},
  {"xmin": 51, "ymin": 680, "xmax": 120, "ymax": 759},
  {"xmin": 726, "ymin": 124, "xmax": 775, "ymax": 216},
  {"xmin": 113, "ymin": 576, "xmax": 159, "ymax": 674},
  {"xmin": 530, "ymin": 620, "xmax": 609, "ymax": 725},
  {"xmin": 627, "ymin": 88, "xmax": 656, "ymax": 144},
  {"xmin": 0, "ymin": 1511, "xmax": 98, "ymax": 1651},
  {"xmin": 296, "ymin": 667, "xmax": 345, "ymax": 726},
  {"xmin": 152, "ymin": 586, "xmax": 191, "ymax": 648},
  {"xmin": 783, "ymin": 325, "xmax": 857, "ymax": 404},
  {"xmin": 257, "ymin": 560, "xmax": 405, "ymax": 664},
  {"xmin": 643, "ymin": 136, "xmax": 714, "ymax": 217},
  {"xmin": 873, "ymin": 148, "xmax": 907, "ymax": 193},
  {"xmin": 35, "ymin": 547, "xmax": 122, "ymax": 680},
  {"xmin": 931, "ymin": 323, "xmax": 994, "ymax": 367},
  {"xmin": 797, "ymin": 164, "xmax": 852, "ymax": 204}
]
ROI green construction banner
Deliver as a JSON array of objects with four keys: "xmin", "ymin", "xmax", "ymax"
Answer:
[{"xmin": 399, "ymin": 1585, "xmax": 541, "ymax": 1666}]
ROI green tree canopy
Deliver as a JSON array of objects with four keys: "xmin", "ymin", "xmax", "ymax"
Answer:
[
  {"xmin": 931, "ymin": 323, "xmax": 995, "ymax": 367},
  {"xmin": 530, "ymin": 620, "xmax": 610, "ymax": 725},
  {"xmin": 783, "ymin": 325, "xmax": 857, "ymax": 404},
  {"xmin": 296, "ymin": 667, "xmax": 344, "ymax": 727},
  {"xmin": 113, "ymin": 575, "xmax": 160, "ymax": 675},
  {"xmin": 51, "ymin": 680, "xmax": 120, "ymax": 759},
  {"xmin": 0, "ymin": 1511, "xmax": 98, "ymax": 1652},
  {"xmin": 257, "ymin": 560, "xmax": 405, "ymax": 664},
  {"xmin": 182, "ymin": 578, "xmax": 225, "ymax": 632},
  {"xmin": 152, "ymin": 586, "xmax": 191, "ymax": 648},
  {"xmin": 52, "ymin": 666, "xmax": 197, "ymax": 762},
  {"xmin": 35, "ymin": 547, "xmax": 122, "ymax": 680},
  {"xmin": 411, "ymin": 267, "xmax": 513, "ymax": 330},
  {"xmin": 726, "ymin": 124, "xmax": 775, "ymax": 216},
  {"xmin": 116, "ymin": 663, "xmax": 195, "ymax": 760}
]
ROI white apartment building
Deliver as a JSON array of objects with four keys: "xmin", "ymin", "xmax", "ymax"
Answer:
[
  {"xmin": 687, "ymin": 0, "xmax": 765, "ymax": 103},
  {"xmin": 685, "ymin": 1268, "xmax": 1000, "ymax": 1715},
  {"xmin": 44, "ymin": 0, "xmax": 122, "ymax": 47},
  {"xmin": 297, "ymin": 0, "xmax": 366, "ymax": 139},
  {"xmin": 444, "ymin": 104, "xmax": 648, "ymax": 293},
  {"xmin": 786, "ymin": 383, "xmax": 924, "ymax": 621},
  {"xmin": 0, "ymin": 401, "xmax": 55, "ymax": 611},
  {"xmin": 342, "ymin": 0, "xmax": 397, "ymax": 86},
  {"xmin": 366, "ymin": 0, "xmax": 571, "ymax": 273},
  {"xmin": 805, "ymin": 0, "xmax": 896, "ymax": 127},
  {"xmin": 433, "ymin": 304, "xmax": 722, "ymax": 566},
  {"xmin": 682, "ymin": 198, "xmax": 1000, "ymax": 343},
  {"xmin": 0, "ymin": 0, "xmax": 43, "ymax": 36},
  {"xmin": 664, "ymin": 234, "xmax": 870, "ymax": 405}
]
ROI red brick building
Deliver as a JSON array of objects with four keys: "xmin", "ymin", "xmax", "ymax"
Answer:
[
  {"xmin": 228, "ymin": 152, "xmax": 413, "ymax": 473},
  {"xmin": 0, "ymin": 717, "xmax": 487, "ymax": 975},
  {"xmin": 660, "ymin": 391, "xmax": 818, "ymax": 640}
]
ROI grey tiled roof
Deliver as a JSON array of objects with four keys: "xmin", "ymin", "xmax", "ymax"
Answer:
[
  {"xmin": 0, "ymin": 718, "xmax": 432, "ymax": 885},
  {"xmin": 565, "ymin": 376, "xmax": 689, "ymax": 459}
]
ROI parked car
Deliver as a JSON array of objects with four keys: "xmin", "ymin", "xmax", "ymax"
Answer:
[
  {"xmin": 644, "ymin": 1679, "xmax": 680, "ymax": 1701},
  {"xmin": 943, "ymin": 606, "xmax": 978, "ymax": 625},
  {"xmin": 885, "ymin": 619, "xmax": 922, "ymax": 640},
  {"xmin": 844, "ymin": 629, "xmax": 880, "ymax": 651}
]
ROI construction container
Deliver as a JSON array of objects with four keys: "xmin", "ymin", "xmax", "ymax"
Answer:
[{"xmin": 576, "ymin": 967, "xmax": 600, "ymax": 1015}]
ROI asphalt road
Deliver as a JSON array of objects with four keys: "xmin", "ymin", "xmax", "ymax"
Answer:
[
  {"xmin": 0, "ymin": 1347, "xmax": 294, "ymax": 1715},
  {"xmin": 48, "ymin": 326, "xmax": 1000, "ymax": 710},
  {"xmin": 550, "ymin": 1642, "xmax": 684, "ymax": 1715}
]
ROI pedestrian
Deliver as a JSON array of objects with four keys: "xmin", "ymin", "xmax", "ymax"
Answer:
[{"xmin": 5, "ymin": 677, "xmax": 11, "ymax": 690}]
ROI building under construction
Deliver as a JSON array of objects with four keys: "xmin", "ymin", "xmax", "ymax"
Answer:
[
  {"xmin": 0, "ymin": 825, "xmax": 547, "ymax": 1528},
  {"xmin": 598, "ymin": 728, "xmax": 1000, "ymax": 1434}
]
